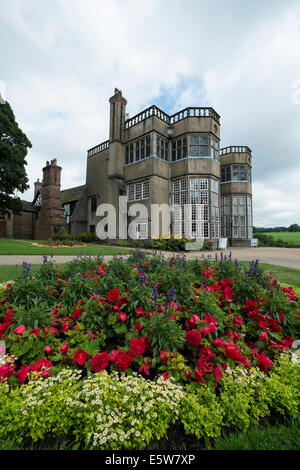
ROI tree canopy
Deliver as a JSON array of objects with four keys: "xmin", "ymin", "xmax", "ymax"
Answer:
[{"xmin": 0, "ymin": 99, "xmax": 31, "ymax": 214}]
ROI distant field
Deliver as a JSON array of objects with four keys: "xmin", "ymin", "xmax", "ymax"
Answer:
[{"xmin": 259, "ymin": 232, "xmax": 300, "ymax": 243}]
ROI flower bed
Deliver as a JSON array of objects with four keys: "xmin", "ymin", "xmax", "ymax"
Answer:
[
  {"xmin": 34, "ymin": 240, "xmax": 84, "ymax": 248},
  {"xmin": 0, "ymin": 251, "xmax": 299, "ymax": 448}
]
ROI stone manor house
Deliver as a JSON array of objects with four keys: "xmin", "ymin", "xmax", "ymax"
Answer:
[{"xmin": 0, "ymin": 88, "xmax": 253, "ymax": 246}]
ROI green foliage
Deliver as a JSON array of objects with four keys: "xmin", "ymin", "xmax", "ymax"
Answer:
[
  {"xmin": 179, "ymin": 384, "xmax": 224, "ymax": 438},
  {"xmin": 148, "ymin": 313, "xmax": 185, "ymax": 360},
  {"xmin": 0, "ymin": 369, "xmax": 184, "ymax": 450},
  {"xmin": 52, "ymin": 229, "xmax": 98, "ymax": 243},
  {"xmin": 60, "ymin": 272, "xmax": 95, "ymax": 307},
  {"xmin": 152, "ymin": 237, "xmax": 187, "ymax": 251},
  {"xmin": 7, "ymin": 278, "xmax": 55, "ymax": 309},
  {"xmin": 262, "ymin": 353, "xmax": 300, "ymax": 419},
  {"xmin": 0, "ymin": 100, "xmax": 31, "ymax": 213}
]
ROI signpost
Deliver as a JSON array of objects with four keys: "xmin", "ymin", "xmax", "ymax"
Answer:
[
  {"xmin": 251, "ymin": 238, "xmax": 258, "ymax": 247},
  {"xmin": 218, "ymin": 238, "xmax": 228, "ymax": 250}
]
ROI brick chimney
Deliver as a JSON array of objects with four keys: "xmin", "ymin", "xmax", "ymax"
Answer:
[
  {"xmin": 34, "ymin": 178, "xmax": 42, "ymax": 198},
  {"xmin": 34, "ymin": 159, "xmax": 66, "ymax": 239}
]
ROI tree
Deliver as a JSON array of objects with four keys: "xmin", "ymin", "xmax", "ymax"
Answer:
[
  {"xmin": 0, "ymin": 97, "xmax": 32, "ymax": 214},
  {"xmin": 288, "ymin": 224, "xmax": 300, "ymax": 232}
]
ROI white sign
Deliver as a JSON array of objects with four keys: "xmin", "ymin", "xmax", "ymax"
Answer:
[
  {"xmin": 218, "ymin": 238, "xmax": 228, "ymax": 250},
  {"xmin": 251, "ymin": 238, "xmax": 258, "ymax": 247}
]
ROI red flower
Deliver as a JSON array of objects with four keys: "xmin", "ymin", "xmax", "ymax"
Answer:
[
  {"xmin": 257, "ymin": 352, "xmax": 274, "ymax": 373},
  {"xmin": 30, "ymin": 328, "xmax": 40, "ymax": 337},
  {"xmin": 139, "ymin": 359, "xmax": 152, "ymax": 376},
  {"xmin": 45, "ymin": 346, "xmax": 51, "ymax": 354},
  {"xmin": 225, "ymin": 340, "xmax": 250, "ymax": 368},
  {"xmin": 0, "ymin": 364, "xmax": 15, "ymax": 382},
  {"xmin": 60, "ymin": 343, "xmax": 69, "ymax": 353},
  {"xmin": 134, "ymin": 321, "xmax": 142, "ymax": 333},
  {"xmin": 135, "ymin": 307, "xmax": 144, "ymax": 317},
  {"xmin": 160, "ymin": 350, "xmax": 175, "ymax": 365},
  {"xmin": 214, "ymin": 366, "xmax": 223, "ymax": 380},
  {"xmin": 161, "ymin": 371, "xmax": 169, "ymax": 381},
  {"xmin": 185, "ymin": 314, "xmax": 200, "ymax": 329},
  {"xmin": 259, "ymin": 331, "xmax": 268, "ymax": 342},
  {"xmin": 73, "ymin": 349, "xmax": 89, "ymax": 365},
  {"xmin": 244, "ymin": 299, "xmax": 259, "ymax": 317},
  {"xmin": 194, "ymin": 369, "xmax": 204, "ymax": 383},
  {"xmin": 13, "ymin": 325, "xmax": 26, "ymax": 336},
  {"xmin": 61, "ymin": 321, "xmax": 71, "ymax": 333},
  {"xmin": 115, "ymin": 352, "xmax": 133, "ymax": 371},
  {"xmin": 72, "ymin": 308, "xmax": 82, "ymax": 321},
  {"xmin": 107, "ymin": 288, "xmax": 120, "ymax": 303},
  {"xmin": 185, "ymin": 330, "xmax": 202, "ymax": 347},
  {"xmin": 281, "ymin": 335, "xmax": 293, "ymax": 349},
  {"xmin": 222, "ymin": 286, "xmax": 233, "ymax": 302},
  {"xmin": 18, "ymin": 364, "xmax": 31, "ymax": 384},
  {"xmin": 199, "ymin": 346, "xmax": 214, "ymax": 362},
  {"xmin": 117, "ymin": 312, "xmax": 127, "ymax": 323},
  {"xmin": 128, "ymin": 337, "xmax": 146, "ymax": 357},
  {"xmin": 91, "ymin": 352, "xmax": 110, "ymax": 372},
  {"xmin": 213, "ymin": 338, "xmax": 228, "ymax": 349},
  {"xmin": 31, "ymin": 358, "xmax": 52, "ymax": 373},
  {"xmin": 233, "ymin": 316, "xmax": 243, "ymax": 326},
  {"xmin": 108, "ymin": 349, "xmax": 120, "ymax": 362}
]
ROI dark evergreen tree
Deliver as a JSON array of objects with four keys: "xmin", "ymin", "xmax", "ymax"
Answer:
[{"xmin": 0, "ymin": 97, "xmax": 31, "ymax": 214}]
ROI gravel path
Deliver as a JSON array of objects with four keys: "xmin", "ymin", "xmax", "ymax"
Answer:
[{"xmin": 0, "ymin": 247, "xmax": 300, "ymax": 269}]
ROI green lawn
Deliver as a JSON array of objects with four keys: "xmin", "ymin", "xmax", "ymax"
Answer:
[
  {"xmin": 240, "ymin": 261, "xmax": 300, "ymax": 287},
  {"xmin": 0, "ymin": 264, "xmax": 64, "ymax": 282},
  {"xmin": 0, "ymin": 238, "xmax": 131, "ymax": 256},
  {"xmin": 260, "ymin": 232, "xmax": 300, "ymax": 243}
]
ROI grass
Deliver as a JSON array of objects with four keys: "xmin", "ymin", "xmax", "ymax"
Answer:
[
  {"xmin": 0, "ymin": 238, "xmax": 131, "ymax": 256},
  {"xmin": 260, "ymin": 232, "xmax": 300, "ymax": 243},
  {"xmin": 208, "ymin": 421, "xmax": 300, "ymax": 450},
  {"xmin": 240, "ymin": 261, "xmax": 300, "ymax": 287},
  {"xmin": 0, "ymin": 263, "xmax": 64, "ymax": 282}
]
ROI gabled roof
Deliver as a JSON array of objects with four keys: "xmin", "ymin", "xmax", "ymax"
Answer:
[{"xmin": 60, "ymin": 185, "xmax": 85, "ymax": 204}]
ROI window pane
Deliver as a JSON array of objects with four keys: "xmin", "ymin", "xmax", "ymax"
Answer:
[
  {"xmin": 232, "ymin": 167, "xmax": 239, "ymax": 180},
  {"xmin": 180, "ymin": 179, "xmax": 187, "ymax": 191},
  {"xmin": 173, "ymin": 193, "xmax": 180, "ymax": 204},
  {"xmin": 135, "ymin": 183, "xmax": 142, "ymax": 200},
  {"xmin": 173, "ymin": 181, "xmax": 180, "ymax": 192},
  {"xmin": 190, "ymin": 192, "xmax": 199, "ymax": 204},
  {"xmin": 190, "ymin": 136, "xmax": 199, "ymax": 145},
  {"xmin": 128, "ymin": 185, "xmax": 134, "ymax": 201},
  {"xmin": 200, "ymin": 192, "xmax": 208, "ymax": 204},
  {"xmin": 142, "ymin": 180, "xmax": 149, "ymax": 199},
  {"xmin": 190, "ymin": 178, "xmax": 199, "ymax": 190},
  {"xmin": 180, "ymin": 192, "xmax": 187, "ymax": 204},
  {"xmin": 200, "ymin": 136, "xmax": 209, "ymax": 145},
  {"xmin": 200, "ymin": 145, "xmax": 209, "ymax": 156},
  {"xmin": 190, "ymin": 145, "xmax": 199, "ymax": 156}
]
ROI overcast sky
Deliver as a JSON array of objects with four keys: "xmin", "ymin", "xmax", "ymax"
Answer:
[{"xmin": 1, "ymin": 0, "xmax": 300, "ymax": 227}]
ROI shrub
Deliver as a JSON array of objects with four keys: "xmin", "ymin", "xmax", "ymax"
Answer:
[{"xmin": 0, "ymin": 369, "xmax": 184, "ymax": 450}]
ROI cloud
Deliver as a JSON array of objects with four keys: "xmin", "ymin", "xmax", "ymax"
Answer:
[
  {"xmin": 0, "ymin": 0, "xmax": 299, "ymax": 225},
  {"xmin": 253, "ymin": 164, "xmax": 300, "ymax": 227}
]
